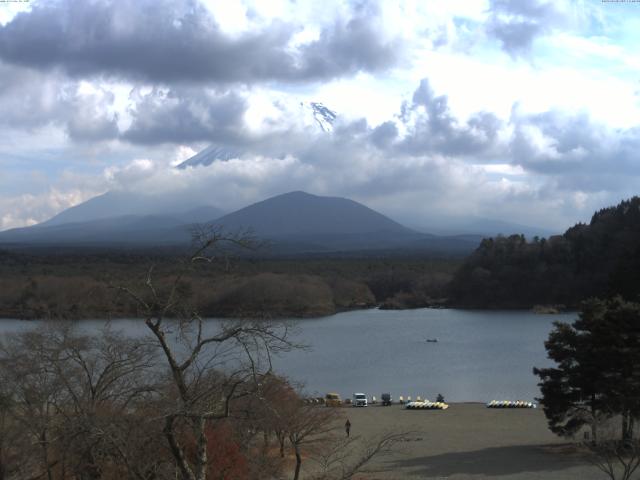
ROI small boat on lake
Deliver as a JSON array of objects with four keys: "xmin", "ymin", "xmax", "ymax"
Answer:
[{"xmin": 425, "ymin": 338, "xmax": 438, "ymax": 343}]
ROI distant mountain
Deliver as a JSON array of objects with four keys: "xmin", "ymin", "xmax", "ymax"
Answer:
[
  {"xmin": 0, "ymin": 191, "xmax": 482, "ymax": 254},
  {"xmin": 41, "ymin": 190, "xmax": 224, "ymax": 227},
  {"xmin": 0, "ymin": 200, "xmax": 226, "ymax": 246},
  {"xmin": 178, "ymin": 205, "xmax": 225, "ymax": 224},
  {"xmin": 213, "ymin": 191, "xmax": 414, "ymax": 238},
  {"xmin": 208, "ymin": 191, "xmax": 435, "ymax": 252},
  {"xmin": 0, "ymin": 214, "xmax": 190, "ymax": 245},
  {"xmin": 461, "ymin": 218, "xmax": 556, "ymax": 238},
  {"xmin": 406, "ymin": 216, "xmax": 555, "ymax": 239}
]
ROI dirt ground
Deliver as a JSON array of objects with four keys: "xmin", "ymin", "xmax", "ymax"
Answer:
[{"xmin": 302, "ymin": 403, "xmax": 608, "ymax": 480}]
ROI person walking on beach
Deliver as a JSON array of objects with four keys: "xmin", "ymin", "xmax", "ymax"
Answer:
[{"xmin": 345, "ymin": 419, "xmax": 351, "ymax": 437}]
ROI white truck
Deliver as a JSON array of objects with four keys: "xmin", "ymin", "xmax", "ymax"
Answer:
[{"xmin": 352, "ymin": 393, "xmax": 368, "ymax": 407}]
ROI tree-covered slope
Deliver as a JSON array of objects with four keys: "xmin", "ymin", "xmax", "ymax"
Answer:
[{"xmin": 449, "ymin": 197, "xmax": 640, "ymax": 308}]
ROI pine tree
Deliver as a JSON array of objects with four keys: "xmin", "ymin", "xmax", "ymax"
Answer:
[{"xmin": 534, "ymin": 298, "xmax": 640, "ymax": 442}]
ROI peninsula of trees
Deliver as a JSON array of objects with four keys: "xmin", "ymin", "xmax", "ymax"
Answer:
[{"xmin": 450, "ymin": 197, "xmax": 640, "ymax": 309}]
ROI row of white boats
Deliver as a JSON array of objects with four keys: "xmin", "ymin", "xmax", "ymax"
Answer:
[
  {"xmin": 405, "ymin": 401, "xmax": 449, "ymax": 410},
  {"xmin": 405, "ymin": 400, "xmax": 537, "ymax": 410},
  {"xmin": 306, "ymin": 397, "xmax": 537, "ymax": 409},
  {"xmin": 486, "ymin": 400, "xmax": 537, "ymax": 408}
]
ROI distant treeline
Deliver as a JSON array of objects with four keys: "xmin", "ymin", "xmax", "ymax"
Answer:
[
  {"xmin": 0, "ymin": 251, "xmax": 459, "ymax": 319},
  {"xmin": 449, "ymin": 197, "xmax": 640, "ymax": 308},
  {"xmin": 4, "ymin": 197, "xmax": 638, "ymax": 318}
]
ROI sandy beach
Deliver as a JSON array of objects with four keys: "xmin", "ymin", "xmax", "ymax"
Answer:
[{"xmin": 305, "ymin": 403, "xmax": 606, "ymax": 480}]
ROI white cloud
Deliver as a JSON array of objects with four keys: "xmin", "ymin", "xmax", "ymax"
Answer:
[
  {"xmin": 1, "ymin": 0, "xmax": 639, "ymax": 234},
  {"xmin": 0, "ymin": 189, "xmax": 96, "ymax": 230},
  {"xmin": 477, "ymin": 163, "xmax": 526, "ymax": 175},
  {"xmin": 0, "ymin": 1, "xmax": 31, "ymax": 26}
]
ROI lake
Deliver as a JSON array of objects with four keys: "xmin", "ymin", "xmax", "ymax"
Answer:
[
  {"xmin": 0, "ymin": 308, "xmax": 575, "ymax": 402},
  {"xmin": 272, "ymin": 308, "xmax": 575, "ymax": 402}
]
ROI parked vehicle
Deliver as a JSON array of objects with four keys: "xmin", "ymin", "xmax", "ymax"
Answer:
[
  {"xmin": 352, "ymin": 393, "xmax": 368, "ymax": 407},
  {"xmin": 381, "ymin": 393, "xmax": 392, "ymax": 406},
  {"xmin": 325, "ymin": 392, "xmax": 342, "ymax": 407}
]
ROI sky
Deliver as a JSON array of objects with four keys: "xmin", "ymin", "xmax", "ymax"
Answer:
[{"xmin": 0, "ymin": 0, "xmax": 639, "ymax": 232}]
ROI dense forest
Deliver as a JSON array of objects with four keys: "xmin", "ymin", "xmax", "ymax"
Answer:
[
  {"xmin": 0, "ymin": 249, "xmax": 458, "ymax": 319},
  {"xmin": 449, "ymin": 197, "xmax": 640, "ymax": 308},
  {"xmin": 3, "ymin": 196, "xmax": 640, "ymax": 318}
]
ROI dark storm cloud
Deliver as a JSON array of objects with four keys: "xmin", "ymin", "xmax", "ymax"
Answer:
[
  {"xmin": 0, "ymin": 0, "xmax": 399, "ymax": 84},
  {"xmin": 370, "ymin": 121, "xmax": 398, "ymax": 148},
  {"xmin": 122, "ymin": 88, "xmax": 248, "ymax": 145},
  {"xmin": 0, "ymin": 62, "xmax": 118, "ymax": 141},
  {"xmin": 486, "ymin": 0, "xmax": 559, "ymax": 56},
  {"xmin": 296, "ymin": 12, "xmax": 399, "ymax": 81},
  {"xmin": 398, "ymin": 79, "xmax": 502, "ymax": 157},
  {"xmin": 66, "ymin": 89, "xmax": 120, "ymax": 142},
  {"xmin": 487, "ymin": 20, "xmax": 542, "ymax": 56},
  {"xmin": 507, "ymin": 109, "xmax": 640, "ymax": 189},
  {"xmin": 67, "ymin": 110, "xmax": 119, "ymax": 142}
]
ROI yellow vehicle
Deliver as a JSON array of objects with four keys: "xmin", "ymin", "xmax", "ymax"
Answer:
[{"xmin": 325, "ymin": 392, "xmax": 342, "ymax": 407}]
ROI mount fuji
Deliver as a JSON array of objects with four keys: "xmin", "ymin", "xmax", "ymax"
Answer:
[
  {"xmin": 11, "ymin": 100, "xmax": 338, "ymax": 229},
  {"xmin": 175, "ymin": 102, "xmax": 337, "ymax": 169},
  {"xmin": 0, "ymin": 99, "xmax": 545, "ymax": 250},
  {"xmin": 175, "ymin": 145, "xmax": 244, "ymax": 169}
]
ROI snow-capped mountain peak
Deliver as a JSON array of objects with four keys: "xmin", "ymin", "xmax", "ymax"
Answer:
[
  {"xmin": 175, "ymin": 145, "xmax": 242, "ymax": 169},
  {"xmin": 177, "ymin": 101, "xmax": 337, "ymax": 169},
  {"xmin": 309, "ymin": 102, "xmax": 337, "ymax": 132}
]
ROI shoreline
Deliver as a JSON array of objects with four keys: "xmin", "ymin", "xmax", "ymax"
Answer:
[{"xmin": 0, "ymin": 304, "xmax": 578, "ymax": 322}]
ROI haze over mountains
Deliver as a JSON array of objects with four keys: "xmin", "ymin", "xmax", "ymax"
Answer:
[
  {"xmin": 41, "ymin": 190, "xmax": 225, "ymax": 227},
  {"xmin": 0, "ymin": 141, "xmax": 553, "ymax": 254},
  {"xmin": 0, "ymin": 79, "xmax": 554, "ymax": 253},
  {"xmin": 0, "ymin": 132, "xmax": 553, "ymax": 254},
  {"xmin": 210, "ymin": 191, "xmax": 434, "ymax": 252},
  {"xmin": 0, "ymin": 190, "xmax": 489, "ymax": 254}
]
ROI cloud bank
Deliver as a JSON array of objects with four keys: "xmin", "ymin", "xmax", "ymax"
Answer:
[{"xmin": 0, "ymin": 0, "xmax": 637, "ymax": 233}]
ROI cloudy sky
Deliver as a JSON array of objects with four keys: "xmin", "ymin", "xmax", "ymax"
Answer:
[{"xmin": 1, "ymin": 0, "xmax": 639, "ymax": 232}]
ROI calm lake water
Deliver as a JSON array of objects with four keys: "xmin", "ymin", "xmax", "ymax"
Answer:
[{"xmin": 0, "ymin": 308, "xmax": 575, "ymax": 402}]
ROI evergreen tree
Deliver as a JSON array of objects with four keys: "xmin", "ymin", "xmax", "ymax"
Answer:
[
  {"xmin": 451, "ymin": 196, "xmax": 640, "ymax": 308},
  {"xmin": 534, "ymin": 298, "xmax": 640, "ymax": 442}
]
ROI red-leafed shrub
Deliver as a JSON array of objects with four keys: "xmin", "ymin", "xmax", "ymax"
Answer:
[{"xmin": 206, "ymin": 422, "xmax": 249, "ymax": 480}]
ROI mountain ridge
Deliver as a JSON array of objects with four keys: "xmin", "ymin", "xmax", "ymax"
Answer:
[
  {"xmin": 0, "ymin": 190, "xmax": 482, "ymax": 254},
  {"xmin": 210, "ymin": 191, "xmax": 419, "ymax": 238}
]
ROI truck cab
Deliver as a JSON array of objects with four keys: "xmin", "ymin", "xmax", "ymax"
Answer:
[
  {"xmin": 352, "ymin": 393, "xmax": 368, "ymax": 407},
  {"xmin": 381, "ymin": 393, "xmax": 392, "ymax": 406}
]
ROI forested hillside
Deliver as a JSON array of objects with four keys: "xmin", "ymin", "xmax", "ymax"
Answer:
[
  {"xmin": 0, "ymin": 251, "xmax": 458, "ymax": 319},
  {"xmin": 449, "ymin": 197, "xmax": 640, "ymax": 308}
]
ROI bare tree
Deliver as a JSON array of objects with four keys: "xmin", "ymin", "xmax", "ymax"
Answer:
[
  {"xmin": 52, "ymin": 326, "xmax": 163, "ymax": 480},
  {"xmin": 0, "ymin": 387, "xmax": 24, "ymax": 480},
  {"xmin": 583, "ymin": 418, "xmax": 640, "ymax": 480},
  {"xmin": 260, "ymin": 386, "xmax": 409, "ymax": 480},
  {"xmin": 286, "ymin": 404, "xmax": 341, "ymax": 480},
  {"xmin": 113, "ymin": 227, "xmax": 295, "ymax": 480},
  {"xmin": 309, "ymin": 431, "xmax": 412, "ymax": 480},
  {"xmin": 586, "ymin": 440, "xmax": 640, "ymax": 480},
  {"xmin": 0, "ymin": 322, "xmax": 164, "ymax": 480},
  {"xmin": 0, "ymin": 327, "xmax": 66, "ymax": 480}
]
